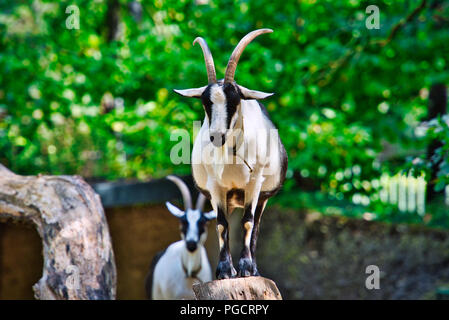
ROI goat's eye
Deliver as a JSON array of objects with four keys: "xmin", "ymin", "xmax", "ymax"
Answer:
[{"xmin": 197, "ymin": 220, "xmax": 206, "ymax": 234}]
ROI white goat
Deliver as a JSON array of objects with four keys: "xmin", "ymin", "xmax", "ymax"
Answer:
[
  {"xmin": 174, "ymin": 29, "xmax": 288, "ymax": 279},
  {"xmin": 145, "ymin": 175, "xmax": 216, "ymax": 300}
]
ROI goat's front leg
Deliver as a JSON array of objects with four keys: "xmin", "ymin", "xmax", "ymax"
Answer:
[
  {"xmin": 238, "ymin": 205, "xmax": 256, "ymax": 277},
  {"xmin": 216, "ymin": 205, "xmax": 237, "ymax": 279},
  {"xmin": 238, "ymin": 201, "xmax": 266, "ymax": 277},
  {"xmin": 208, "ymin": 180, "xmax": 237, "ymax": 279},
  {"xmin": 249, "ymin": 199, "xmax": 267, "ymax": 276},
  {"xmin": 238, "ymin": 171, "xmax": 264, "ymax": 277}
]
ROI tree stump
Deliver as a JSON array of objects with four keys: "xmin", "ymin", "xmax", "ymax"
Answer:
[
  {"xmin": 193, "ymin": 276, "xmax": 282, "ymax": 300},
  {"xmin": 0, "ymin": 165, "xmax": 117, "ymax": 300}
]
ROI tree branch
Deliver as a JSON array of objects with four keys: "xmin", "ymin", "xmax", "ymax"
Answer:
[{"xmin": 373, "ymin": 0, "xmax": 428, "ymax": 47}]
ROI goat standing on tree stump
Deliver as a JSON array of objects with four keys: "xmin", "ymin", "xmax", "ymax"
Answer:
[
  {"xmin": 145, "ymin": 176, "xmax": 216, "ymax": 300},
  {"xmin": 175, "ymin": 29, "xmax": 288, "ymax": 279}
]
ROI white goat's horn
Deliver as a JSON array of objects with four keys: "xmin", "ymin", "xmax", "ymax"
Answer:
[
  {"xmin": 167, "ymin": 175, "xmax": 192, "ymax": 210},
  {"xmin": 195, "ymin": 193, "xmax": 207, "ymax": 211},
  {"xmin": 193, "ymin": 37, "xmax": 217, "ymax": 84},
  {"xmin": 224, "ymin": 29, "xmax": 273, "ymax": 83}
]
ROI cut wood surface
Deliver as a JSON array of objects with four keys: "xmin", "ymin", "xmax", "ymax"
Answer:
[
  {"xmin": 193, "ymin": 276, "xmax": 282, "ymax": 300},
  {"xmin": 0, "ymin": 164, "xmax": 117, "ymax": 300}
]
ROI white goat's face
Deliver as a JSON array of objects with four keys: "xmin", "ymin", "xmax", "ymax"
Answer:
[
  {"xmin": 175, "ymin": 82, "xmax": 273, "ymax": 147},
  {"xmin": 165, "ymin": 203, "xmax": 216, "ymax": 252},
  {"xmin": 174, "ymin": 29, "xmax": 275, "ymax": 147},
  {"xmin": 202, "ymin": 82, "xmax": 241, "ymax": 147}
]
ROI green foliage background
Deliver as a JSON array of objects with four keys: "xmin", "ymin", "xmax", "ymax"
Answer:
[{"xmin": 0, "ymin": 0, "xmax": 448, "ymax": 224}]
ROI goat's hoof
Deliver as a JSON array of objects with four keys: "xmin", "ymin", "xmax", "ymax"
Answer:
[
  {"xmin": 216, "ymin": 261, "xmax": 237, "ymax": 280},
  {"xmin": 237, "ymin": 258, "xmax": 255, "ymax": 277},
  {"xmin": 252, "ymin": 265, "xmax": 260, "ymax": 276}
]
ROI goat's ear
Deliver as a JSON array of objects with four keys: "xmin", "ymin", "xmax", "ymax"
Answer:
[
  {"xmin": 203, "ymin": 210, "xmax": 217, "ymax": 221},
  {"xmin": 165, "ymin": 202, "xmax": 184, "ymax": 218},
  {"xmin": 173, "ymin": 86, "xmax": 207, "ymax": 98},
  {"xmin": 237, "ymin": 84, "xmax": 274, "ymax": 100}
]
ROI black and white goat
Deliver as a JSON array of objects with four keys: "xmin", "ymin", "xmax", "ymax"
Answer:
[
  {"xmin": 145, "ymin": 175, "xmax": 216, "ymax": 300},
  {"xmin": 174, "ymin": 29, "xmax": 288, "ymax": 279}
]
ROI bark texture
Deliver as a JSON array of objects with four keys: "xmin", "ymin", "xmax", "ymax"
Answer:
[
  {"xmin": 0, "ymin": 164, "xmax": 116, "ymax": 300},
  {"xmin": 193, "ymin": 276, "xmax": 282, "ymax": 300}
]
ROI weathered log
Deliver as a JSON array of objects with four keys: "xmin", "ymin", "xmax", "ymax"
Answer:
[
  {"xmin": 0, "ymin": 164, "xmax": 116, "ymax": 300},
  {"xmin": 193, "ymin": 276, "xmax": 282, "ymax": 300}
]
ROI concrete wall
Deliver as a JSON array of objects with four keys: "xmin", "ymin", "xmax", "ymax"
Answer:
[
  {"xmin": 2, "ymin": 204, "xmax": 448, "ymax": 299},
  {"xmin": 0, "ymin": 222, "xmax": 42, "ymax": 299},
  {"xmin": 256, "ymin": 208, "xmax": 449, "ymax": 299}
]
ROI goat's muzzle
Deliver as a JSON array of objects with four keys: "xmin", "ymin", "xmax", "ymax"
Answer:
[
  {"xmin": 186, "ymin": 241, "xmax": 198, "ymax": 252},
  {"xmin": 210, "ymin": 132, "xmax": 226, "ymax": 147}
]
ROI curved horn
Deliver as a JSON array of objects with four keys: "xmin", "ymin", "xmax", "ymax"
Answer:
[
  {"xmin": 193, "ymin": 37, "xmax": 217, "ymax": 84},
  {"xmin": 195, "ymin": 193, "xmax": 207, "ymax": 211},
  {"xmin": 167, "ymin": 175, "xmax": 192, "ymax": 210},
  {"xmin": 224, "ymin": 29, "xmax": 273, "ymax": 83}
]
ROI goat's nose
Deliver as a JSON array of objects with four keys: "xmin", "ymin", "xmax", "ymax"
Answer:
[
  {"xmin": 186, "ymin": 241, "xmax": 197, "ymax": 252},
  {"xmin": 210, "ymin": 133, "xmax": 226, "ymax": 147}
]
